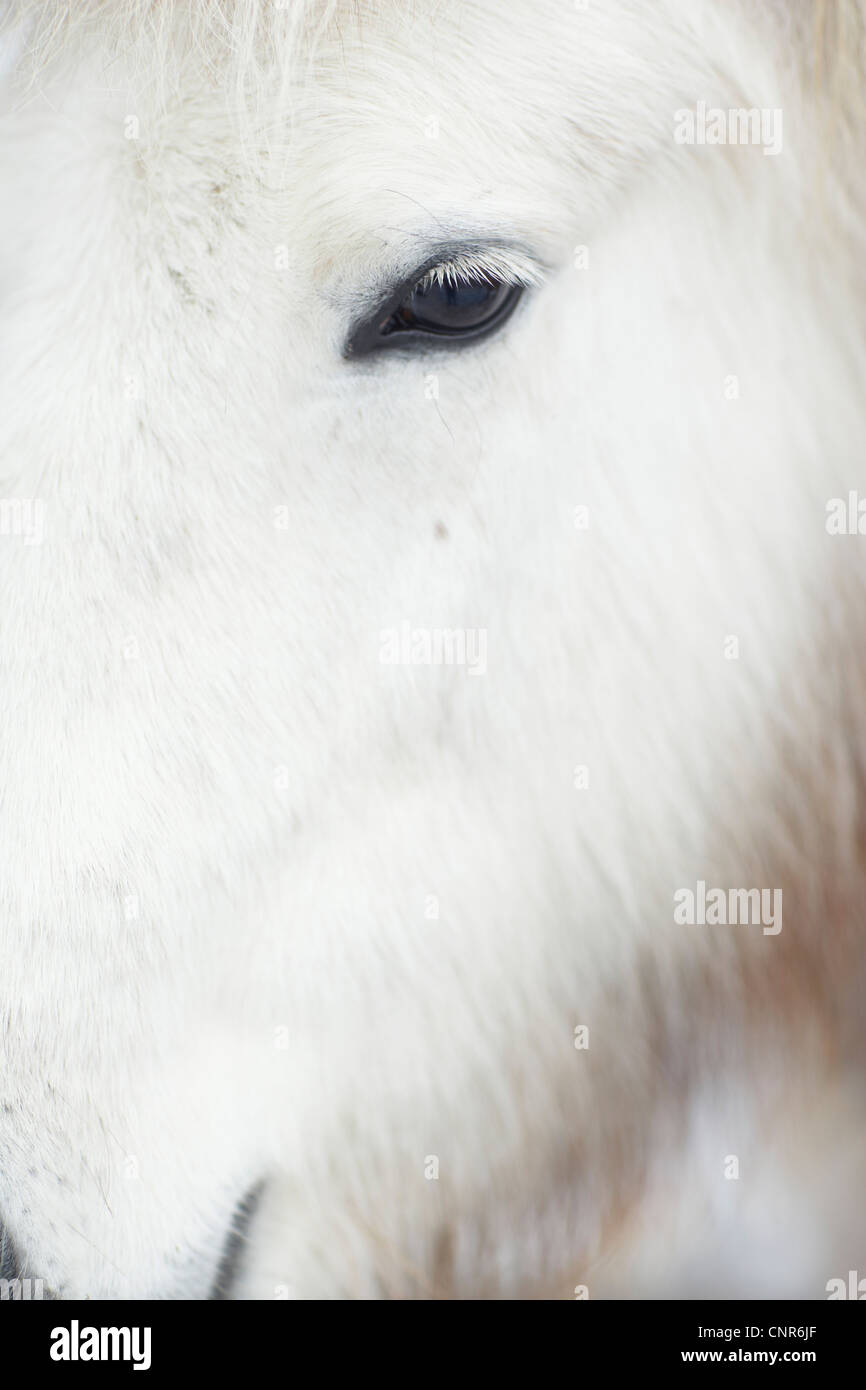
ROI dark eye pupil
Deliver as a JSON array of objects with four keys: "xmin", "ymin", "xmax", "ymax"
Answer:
[
  {"xmin": 390, "ymin": 276, "xmax": 510, "ymax": 335},
  {"xmin": 345, "ymin": 262, "xmax": 525, "ymax": 356}
]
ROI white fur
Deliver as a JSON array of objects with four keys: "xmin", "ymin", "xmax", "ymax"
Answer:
[{"xmin": 0, "ymin": 0, "xmax": 865, "ymax": 1298}]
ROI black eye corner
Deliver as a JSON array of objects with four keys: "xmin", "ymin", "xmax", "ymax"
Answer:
[{"xmin": 344, "ymin": 250, "xmax": 531, "ymax": 359}]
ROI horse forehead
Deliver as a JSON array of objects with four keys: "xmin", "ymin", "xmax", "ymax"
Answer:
[{"xmin": 3, "ymin": 0, "xmax": 699, "ymax": 276}]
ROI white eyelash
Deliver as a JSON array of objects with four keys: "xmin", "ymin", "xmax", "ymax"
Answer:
[{"xmin": 417, "ymin": 248, "xmax": 544, "ymax": 292}]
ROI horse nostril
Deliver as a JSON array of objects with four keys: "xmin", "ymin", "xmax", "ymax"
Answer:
[{"xmin": 209, "ymin": 1184, "xmax": 263, "ymax": 1300}]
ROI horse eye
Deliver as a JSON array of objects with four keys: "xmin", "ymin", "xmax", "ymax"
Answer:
[
  {"xmin": 346, "ymin": 271, "xmax": 523, "ymax": 356},
  {"xmin": 385, "ymin": 274, "xmax": 521, "ymax": 339}
]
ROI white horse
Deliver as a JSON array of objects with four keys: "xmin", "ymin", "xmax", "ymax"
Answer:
[{"xmin": 0, "ymin": 0, "xmax": 865, "ymax": 1299}]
